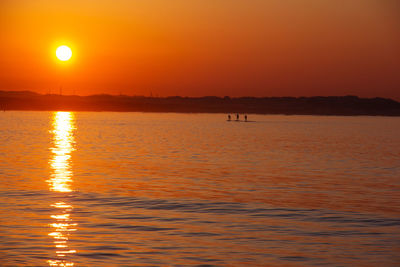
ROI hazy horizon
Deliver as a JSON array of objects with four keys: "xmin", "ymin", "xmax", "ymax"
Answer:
[{"xmin": 2, "ymin": 89, "xmax": 400, "ymax": 102}]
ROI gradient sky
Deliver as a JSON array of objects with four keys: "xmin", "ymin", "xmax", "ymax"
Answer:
[{"xmin": 1, "ymin": 0, "xmax": 399, "ymax": 98}]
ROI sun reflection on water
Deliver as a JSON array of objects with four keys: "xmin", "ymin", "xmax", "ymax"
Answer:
[{"xmin": 47, "ymin": 112, "xmax": 77, "ymax": 267}]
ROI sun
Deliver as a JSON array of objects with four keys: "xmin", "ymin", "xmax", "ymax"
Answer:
[{"xmin": 56, "ymin": 45, "xmax": 72, "ymax": 61}]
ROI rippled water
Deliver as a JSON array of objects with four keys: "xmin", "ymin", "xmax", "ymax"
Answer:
[{"xmin": 0, "ymin": 111, "xmax": 399, "ymax": 266}]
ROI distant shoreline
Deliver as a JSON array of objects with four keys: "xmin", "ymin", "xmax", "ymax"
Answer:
[{"xmin": 1, "ymin": 91, "xmax": 400, "ymax": 116}]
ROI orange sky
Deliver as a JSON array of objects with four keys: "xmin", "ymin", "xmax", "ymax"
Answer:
[{"xmin": 1, "ymin": 0, "xmax": 399, "ymax": 99}]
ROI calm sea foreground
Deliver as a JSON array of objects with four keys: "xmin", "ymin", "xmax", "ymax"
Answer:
[{"xmin": 0, "ymin": 111, "xmax": 399, "ymax": 266}]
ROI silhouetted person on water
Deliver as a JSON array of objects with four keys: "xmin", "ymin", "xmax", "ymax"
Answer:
[
  {"xmin": 244, "ymin": 115, "xmax": 247, "ymax": 121},
  {"xmin": 228, "ymin": 114, "xmax": 231, "ymax": 121},
  {"xmin": 236, "ymin": 113, "xmax": 239, "ymax": 121}
]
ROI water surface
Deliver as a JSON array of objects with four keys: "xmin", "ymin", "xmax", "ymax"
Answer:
[{"xmin": 0, "ymin": 111, "xmax": 399, "ymax": 266}]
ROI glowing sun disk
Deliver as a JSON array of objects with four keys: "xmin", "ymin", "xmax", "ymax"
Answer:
[{"xmin": 56, "ymin": 46, "xmax": 72, "ymax": 61}]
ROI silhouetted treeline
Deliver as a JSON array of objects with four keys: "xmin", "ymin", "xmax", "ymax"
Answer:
[{"xmin": 1, "ymin": 91, "xmax": 400, "ymax": 116}]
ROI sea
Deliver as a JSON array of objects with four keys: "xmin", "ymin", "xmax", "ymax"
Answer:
[{"xmin": 0, "ymin": 111, "xmax": 399, "ymax": 266}]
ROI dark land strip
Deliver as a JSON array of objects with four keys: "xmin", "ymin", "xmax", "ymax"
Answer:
[{"xmin": 1, "ymin": 91, "xmax": 400, "ymax": 116}]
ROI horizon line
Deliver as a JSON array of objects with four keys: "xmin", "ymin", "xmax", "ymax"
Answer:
[{"xmin": 0, "ymin": 90, "xmax": 398, "ymax": 102}]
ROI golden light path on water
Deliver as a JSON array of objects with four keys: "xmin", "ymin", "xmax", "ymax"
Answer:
[{"xmin": 47, "ymin": 112, "xmax": 77, "ymax": 267}]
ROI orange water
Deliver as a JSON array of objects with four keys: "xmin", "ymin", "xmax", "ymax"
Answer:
[{"xmin": 1, "ymin": 111, "xmax": 399, "ymax": 266}]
